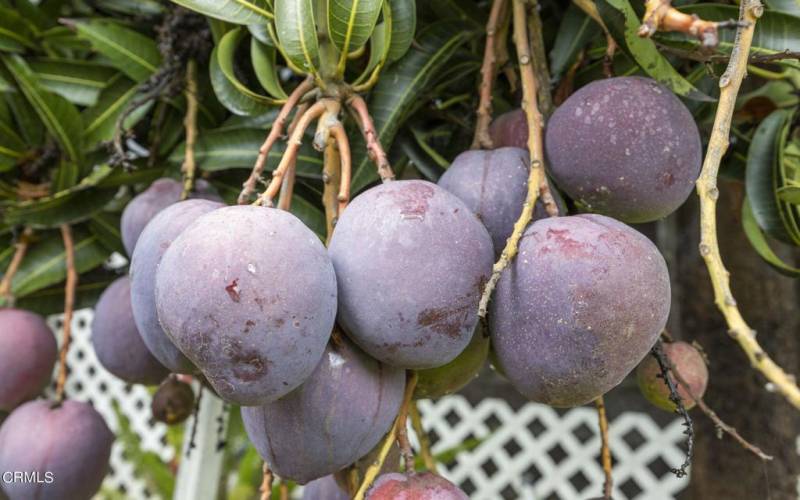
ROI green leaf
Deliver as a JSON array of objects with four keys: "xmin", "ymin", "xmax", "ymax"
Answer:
[
  {"xmin": 248, "ymin": 23, "xmax": 275, "ymax": 45},
  {"xmin": 427, "ymin": 0, "xmax": 483, "ymax": 27},
  {"xmin": 679, "ymin": 4, "xmax": 800, "ymax": 55},
  {"xmin": 595, "ymin": 0, "xmax": 713, "ymax": 101},
  {"xmin": 0, "ymin": 6, "xmax": 36, "ymax": 52},
  {"xmin": 3, "ymin": 188, "xmax": 119, "ymax": 229},
  {"xmin": 39, "ymin": 26, "xmax": 92, "ymax": 52},
  {"xmin": 4, "ymin": 92, "xmax": 44, "ymax": 146},
  {"xmin": 745, "ymin": 109, "xmax": 796, "ymax": 244},
  {"xmin": 8, "ymin": 228, "xmax": 109, "ymax": 297},
  {"xmin": 274, "ymin": 0, "xmax": 320, "ymax": 74},
  {"xmin": 765, "ymin": 0, "xmax": 800, "ymax": 15},
  {"xmin": 168, "ymin": 127, "xmax": 323, "ymax": 177},
  {"xmin": 210, "ymin": 29, "xmax": 278, "ymax": 116},
  {"xmin": 28, "ymin": 59, "xmax": 118, "ymax": 107},
  {"xmin": 777, "ymin": 186, "xmax": 800, "ymax": 204},
  {"xmin": 327, "ymin": 0, "xmax": 383, "ymax": 56},
  {"xmin": 549, "ymin": 4, "xmax": 601, "ymax": 80},
  {"xmin": 0, "ymin": 101, "xmax": 27, "ymax": 164},
  {"xmin": 351, "ymin": 21, "xmax": 473, "ymax": 191},
  {"xmin": 15, "ymin": 273, "xmax": 116, "ymax": 317},
  {"xmin": 70, "ymin": 19, "xmax": 162, "ymax": 82},
  {"xmin": 356, "ymin": 20, "xmax": 389, "ymax": 82},
  {"xmin": 742, "ymin": 197, "xmax": 800, "ymax": 277},
  {"xmin": 251, "ymin": 38, "xmax": 288, "ymax": 99},
  {"xmin": 170, "ymin": 0, "xmax": 273, "ymax": 24},
  {"xmin": 1, "ymin": 55, "xmax": 84, "ymax": 163},
  {"xmin": 96, "ymin": 167, "xmax": 165, "ymax": 188},
  {"xmin": 52, "ymin": 161, "xmax": 79, "ymax": 191},
  {"xmin": 82, "ymin": 74, "xmax": 150, "ymax": 147},
  {"xmin": 387, "ymin": 0, "xmax": 416, "ymax": 61},
  {"xmin": 93, "ymin": 0, "xmax": 165, "ymax": 16},
  {"xmin": 89, "ymin": 211, "xmax": 125, "ymax": 254}
]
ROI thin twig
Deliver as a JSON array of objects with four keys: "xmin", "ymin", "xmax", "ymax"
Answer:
[
  {"xmin": 55, "ymin": 224, "xmax": 77, "ymax": 403},
  {"xmin": 595, "ymin": 396, "xmax": 613, "ymax": 499},
  {"xmin": 331, "ymin": 124, "xmax": 352, "ymax": 214},
  {"xmin": 278, "ymin": 481, "xmax": 288, "ymax": 500},
  {"xmin": 694, "ymin": 0, "xmax": 800, "ymax": 410},
  {"xmin": 276, "ymin": 163, "xmax": 296, "ymax": 211},
  {"xmin": 410, "ymin": 402, "xmax": 438, "ymax": 473},
  {"xmin": 662, "ymin": 345, "xmax": 773, "ymax": 460},
  {"xmin": 527, "ymin": 0, "xmax": 554, "ymax": 117},
  {"xmin": 259, "ymin": 462, "xmax": 274, "ymax": 500},
  {"xmin": 287, "ymin": 102, "xmax": 310, "ymax": 138},
  {"xmin": 749, "ymin": 50, "xmax": 800, "ymax": 63},
  {"xmin": 638, "ymin": 0, "xmax": 748, "ymax": 48},
  {"xmin": 0, "ymin": 227, "xmax": 33, "ymax": 306},
  {"xmin": 478, "ymin": 0, "xmax": 549, "ymax": 318},
  {"xmin": 651, "ymin": 341, "xmax": 693, "ymax": 478},
  {"xmin": 603, "ymin": 35, "xmax": 617, "ymax": 78},
  {"xmin": 323, "ymin": 140, "xmax": 342, "ymax": 244},
  {"xmin": 396, "ymin": 372, "xmax": 418, "ymax": 473},
  {"xmin": 254, "ymin": 101, "xmax": 327, "ymax": 207},
  {"xmin": 239, "ymin": 78, "xmax": 315, "ymax": 204},
  {"xmin": 347, "ymin": 95, "xmax": 395, "ymax": 183},
  {"xmin": 180, "ymin": 59, "xmax": 198, "ymax": 201},
  {"xmin": 471, "ymin": 0, "xmax": 506, "ymax": 149},
  {"xmin": 186, "ymin": 386, "xmax": 204, "ymax": 457},
  {"xmin": 353, "ymin": 371, "xmax": 418, "ymax": 500},
  {"xmin": 496, "ymin": 3, "xmax": 516, "ymax": 92}
]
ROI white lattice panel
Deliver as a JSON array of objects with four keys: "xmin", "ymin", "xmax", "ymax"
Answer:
[
  {"xmin": 40, "ymin": 308, "xmax": 688, "ymax": 500},
  {"xmin": 46, "ymin": 308, "xmax": 174, "ymax": 500},
  {"xmin": 414, "ymin": 397, "xmax": 687, "ymax": 500}
]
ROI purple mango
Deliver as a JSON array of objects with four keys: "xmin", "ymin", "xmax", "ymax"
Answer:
[
  {"xmin": 130, "ymin": 198, "xmax": 224, "ymax": 373},
  {"xmin": 545, "ymin": 76, "xmax": 701, "ymax": 222},
  {"xmin": 155, "ymin": 205, "xmax": 336, "ymax": 405},
  {"xmin": 242, "ymin": 334, "xmax": 405, "ymax": 484},
  {"xmin": 366, "ymin": 472, "xmax": 468, "ymax": 500},
  {"xmin": 92, "ymin": 276, "xmax": 169, "ymax": 385},
  {"xmin": 329, "ymin": 180, "xmax": 494, "ymax": 369},
  {"xmin": 0, "ymin": 399, "xmax": 114, "ymax": 500},
  {"xmin": 0, "ymin": 309, "xmax": 57, "ymax": 412},
  {"xmin": 490, "ymin": 214, "xmax": 670, "ymax": 407},
  {"xmin": 438, "ymin": 147, "xmax": 561, "ymax": 256},
  {"xmin": 120, "ymin": 178, "xmax": 220, "ymax": 255}
]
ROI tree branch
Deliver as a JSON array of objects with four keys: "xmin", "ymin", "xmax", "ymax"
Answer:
[
  {"xmin": 353, "ymin": 371, "xmax": 418, "ymax": 500},
  {"xmin": 254, "ymin": 101, "xmax": 327, "ymax": 207},
  {"xmin": 479, "ymin": 0, "xmax": 549, "ymax": 318},
  {"xmin": 662, "ymin": 342, "xmax": 773, "ymax": 460},
  {"xmin": 472, "ymin": 0, "xmax": 506, "ymax": 149},
  {"xmin": 347, "ymin": 95, "xmax": 395, "ymax": 183},
  {"xmin": 180, "ymin": 59, "xmax": 198, "ymax": 201},
  {"xmin": 55, "ymin": 224, "xmax": 77, "ymax": 403},
  {"xmin": 323, "ymin": 139, "xmax": 342, "ymax": 244},
  {"xmin": 650, "ymin": 341, "xmax": 693, "ymax": 478},
  {"xmin": 595, "ymin": 396, "xmax": 613, "ymax": 499},
  {"xmin": 0, "ymin": 227, "xmax": 33, "ymax": 306},
  {"xmin": 396, "ymin": 372, "xmax": 418, "ymax": 473},
  {"xmin": 259, "ymin": 462, "xmax": 273, "ymax": 500},
  {"xmin": 239, "ymin": 78, "xmax": 315, "ymax": 205},
  {"xmin": 331, "ymin": 124, "xmax": 352, "ymax": 215},
  {"xmin": 527, "ymin": 0, "xmax": 554, "ymax": 117},
  {"xmin": 638, "ymin": 0, "xmax": 748, "ymax": 48},
  {"xmin": 410, "ymin": 402, "xmax": 438, "ymax": 473},
  {"xmin": 694, "ymin": 0, "xmax": 800, "ymax": 410}
]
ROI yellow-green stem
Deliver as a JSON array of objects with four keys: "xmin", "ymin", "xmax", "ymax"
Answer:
[{"xmin": 695, "ymin": 0, "xmax": 800, "ymax": 410}]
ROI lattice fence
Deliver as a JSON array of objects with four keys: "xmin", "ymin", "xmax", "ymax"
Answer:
[{"xmin": 45, "ymin": 308, "xmax": 688, "ymax": 500}]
